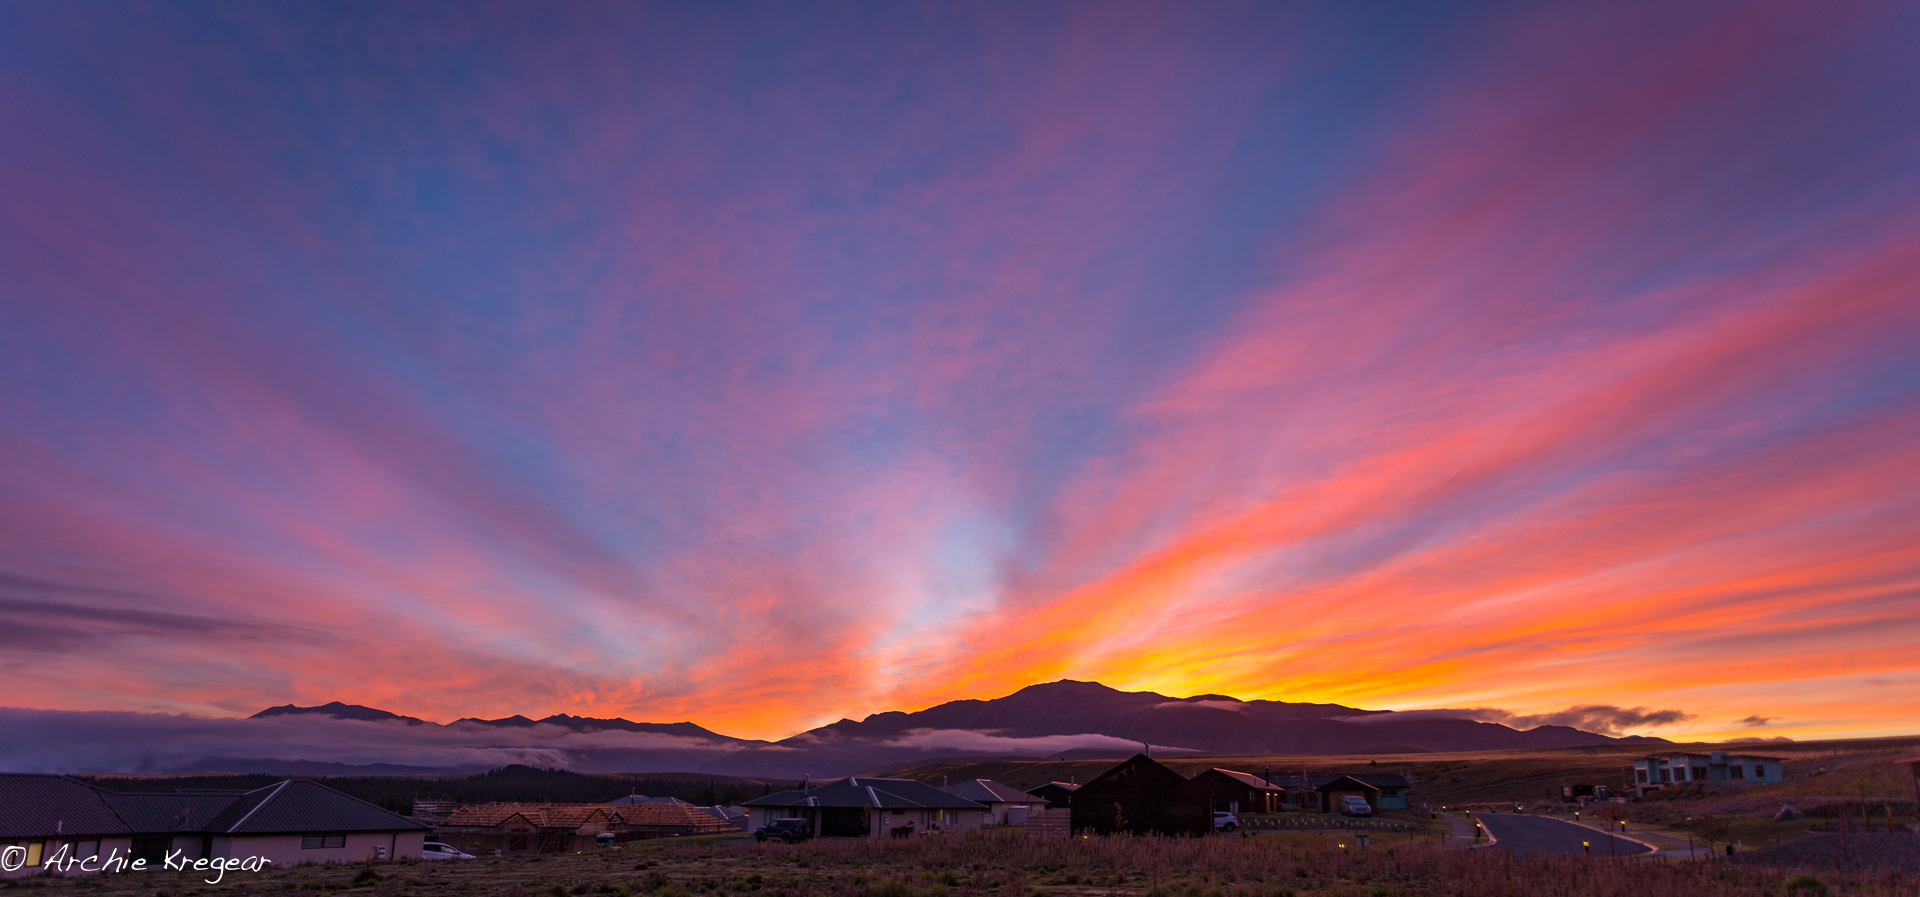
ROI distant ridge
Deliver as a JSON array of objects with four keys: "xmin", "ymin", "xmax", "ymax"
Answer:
[
  {"xmin": 45, "ymin": 682, "xmax": 1667, "ymax": 777},
  {"xmin": 697, "ymin": 680, "xmax": 1672, "ymax": 778},
  {"xmin": 251, "ymin": 702, "xmax": 432, "ymax": 725}
]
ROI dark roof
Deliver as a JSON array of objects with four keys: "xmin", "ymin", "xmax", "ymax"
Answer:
[
  {"xmin": 744, "ymin": 777, "xmax": 987, "ymax": 810},
  {"xmin": 1315, "ymin": 774, "xmax": 1412, "ymax": 792},
  {"xmin": 100, "ymin": 791, "xmax": 247, "ymax": 833},
  {"xmin": 944, "ymin": 779, "xmax": 1044, "ymax": 804},
  {"xmin": 1194, "ymin": 769, "xmax": 1288, "ymax": 791},
  {"xmin": 201, "ymin": 780, "xmax": 429, "ymax": 834},
  {"xmin": 1346, "ymin": 773, "xmax": 1410, "ymax": 789},
  {"xmin": 1272, "ymin": 772, "xmax": 1408, "ymax": 790},
  {"xmin": 1076, "ymin": 754, "xmax": 1210, "ymax": 800},
  {"xmin": 0, "ymin": 774, "xmax": 130, "ymax": 839},
  {"xmin": 0, "ymin": 776, "xmax": 422, "ymax": 839}
]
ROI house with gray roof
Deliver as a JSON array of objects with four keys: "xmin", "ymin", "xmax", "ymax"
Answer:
[
  {"xmin": 743, "ymin": 776, "xmax": 988, "ymax": 837},
  {"xmin": 942, "ymin": 779, "xmax": 1046, "ymax": 826},
  {"xmin": 0, "ymin": 774, "xmax": 428, "ymax": 878}
]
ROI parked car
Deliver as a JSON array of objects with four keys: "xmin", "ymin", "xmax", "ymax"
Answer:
[
  {"xmin": 754, "ymin": 818, "xmax": 815, "ymax": 843},
  {"xmin": 1339, "ymin": 796, "xmax": 1373, "ymax": 817},
  {"xmin": 421, "ymin": 842, "xmax": 476, "ymax": 860},
  {"xmin": 1212, "ymin": 811, "xmax": 1239, "ymax": 832}
]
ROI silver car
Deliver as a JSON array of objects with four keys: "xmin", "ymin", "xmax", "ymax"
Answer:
[{"xmin": 421, "ymin": 842, "xmax": 476, "ymax": 860}]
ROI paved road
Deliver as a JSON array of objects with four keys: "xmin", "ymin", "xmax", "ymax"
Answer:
[{"xmin": 1476, "ymin": 813, "xmax": 1653, "ymax": 857}]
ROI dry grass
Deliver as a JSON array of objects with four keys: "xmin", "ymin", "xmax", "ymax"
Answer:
[{"xmin": 4, "ymin": 828, "xmax": 1915, "ymax": 897}]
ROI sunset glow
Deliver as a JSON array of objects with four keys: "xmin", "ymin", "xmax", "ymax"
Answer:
[{"xmin": 2, "ymin": 1, "xmax": 1917, "ymax": 743}]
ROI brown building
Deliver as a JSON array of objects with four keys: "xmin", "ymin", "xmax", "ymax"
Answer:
[
  {"xmin": 438, "ymin": 803, "xmax": 619, "ymax": 855},
  {"xmin": 1189, "ymin": 768, "xmax": 1287, "ymax": 814},
  {"xmin": 1070, "ymin": 754, "xmax": 1211, "ymax": 837}
]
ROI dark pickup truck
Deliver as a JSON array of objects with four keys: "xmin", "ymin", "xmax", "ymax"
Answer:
[{"xmin": 754, "ymin": 818, "xmax": 814, "ymax": 843}]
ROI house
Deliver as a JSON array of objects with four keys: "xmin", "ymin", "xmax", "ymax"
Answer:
[
  {"xmin": 742, "ymin": 777, "xmax": 988, "ymax": 837},
  {"xmin": 942, "ymin": 780, "xmax": 1047, "ymax": 826},
  {"xmin": 1315, "ymin": 776, "xmax": 1379, "ymax": 814},
  {"xmin": 0, "ymin": 774, "xmax": 428, "ymax": 878},
  {"xmin": 1069, "ymin": 754, "xmax": 1211, "ymax": 837},
  {"xmin": 1026, "ymin": 782, "xmax": 1079, "ymax": 809},
  {"xmin": 618, "ymin": 797, "xmax": 736, "ymax": 837},
  {"xmin": 1188, "ymin": 769, "xmax": 1288, "ymax": 815},
  {"xmin": 438, "ymin": 802, "xmax": 625, "ymax": 854},
  {"xmin": 0, "ymin": 774, "xmax": 140, "ymax": 877},
  {"xmin": 1633, "ymin": 753, "xmax": 1783, "ymax": 795}
]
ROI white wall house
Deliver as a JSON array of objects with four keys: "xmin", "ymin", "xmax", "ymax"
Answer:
[
  {"xmin": 1633, "ymin": 752, "xmax": 1783, "ymax": 795},
  {"xmin": 744, "ymin": 777, "xmax": 989, "ymax": 837}
]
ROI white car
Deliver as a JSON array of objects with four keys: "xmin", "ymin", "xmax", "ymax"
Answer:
[
  {"xmin": 1339, "ymin": 796, "xmax": 1373, "ymax": 817},
  {"xmin": 421, "ymin": 842, "xmax": 476, "ymax": 860},
  {"xmin": 1212, "ymin": 811, "xmax": 1239, "ymax": 832}
]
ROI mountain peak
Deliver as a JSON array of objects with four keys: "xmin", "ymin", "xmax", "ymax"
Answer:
[{"xmin": 250, "ymin": 702, "xmax": 426, "ymax": 724}]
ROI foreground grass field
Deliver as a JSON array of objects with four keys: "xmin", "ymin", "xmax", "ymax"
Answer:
[{"xmin": 4, "ymin": 830, "xmax": 1912, "ymax": 897}]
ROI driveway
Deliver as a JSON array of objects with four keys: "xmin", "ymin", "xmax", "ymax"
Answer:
[{"xmin": 1476, "ymin": 813, "xmax": 1654, "ymax": 857}]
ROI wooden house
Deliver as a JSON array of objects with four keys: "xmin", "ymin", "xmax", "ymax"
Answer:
[
  {"xmin": 1069, "ymin": 754, "xmax": 1211, "ymax": 837},
  {"xmin": 438, "ymin": 802, "xmax": 622, "ymax": 854},
  {"xmin": 1189, "ymin": 768, "xmax": 1287, "ymax": 814}
]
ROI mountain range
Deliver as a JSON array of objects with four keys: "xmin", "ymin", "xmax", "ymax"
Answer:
[{"xmin": 226, "ymin": 681, "xmax": 1663, "ymax": 778}]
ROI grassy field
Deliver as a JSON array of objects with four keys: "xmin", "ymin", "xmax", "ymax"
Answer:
[
  {"xmin": 5, "ymin": 829, "xmax": 1912, "ymax": 897},
  {"xmin": 884, "ymin": 736, "xmax": 1920, "ymax": 808}
]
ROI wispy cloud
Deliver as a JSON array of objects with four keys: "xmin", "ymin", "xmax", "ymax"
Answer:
[
  {"xmin": 876, "ymin": 729, "xmax": 1174, "ymax": 757},
  {"xmin": 0, "ymin": 0, "xmax": 1915, "ymax": 743}
]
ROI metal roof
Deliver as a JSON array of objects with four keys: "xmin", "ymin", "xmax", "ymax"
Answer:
[
  {"xmin": 944, "ymin": 779, "xmax": 1044, "ymax": 804},
  {"xmin": 0, "ymin": 775, "xmax": 423, "ymax": 839},
  {"xmin": 99, "ymin": 791, "xmax": 248, "ymax": 833},
  {"xmin": 1195, "ymin": 768, "xmax": 1288, "ymax": 791},
  {"xmin": 201, "ymin": 780, "xmax": 429, "ymax": 834},
  {"xmin": 744, "ymin": 777, "xmax": 987, "ymax": 810},
  {"xmin": 0, "ymin": 774, "xmax": 131, "ymax": 839}
]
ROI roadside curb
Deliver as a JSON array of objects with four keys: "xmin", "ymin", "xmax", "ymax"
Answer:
[
  {"xmin": 1464, "ymin": 813, "xmax": 1498, "ymax": 850},
  {"xmin": 1558, "ymin": 817, "xmax": 1665, "ymax": 854}
]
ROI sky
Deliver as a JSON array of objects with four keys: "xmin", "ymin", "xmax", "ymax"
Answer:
[{"xmin": 1, "ymin": 0, "xmax": 1917, "ymax": 745}]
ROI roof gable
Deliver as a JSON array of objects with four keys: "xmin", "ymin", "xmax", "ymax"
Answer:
[
  {"xmin": 1195, "ymin": 769, "xmax": 1287, "ymax": 791},
  {"xmin": 1078, "ymin": 754, "xmax": 1208, "ymax": 799},
  {"xmin": 945, "ymin": 779, "xmax": 1042, "ymax": 804}
]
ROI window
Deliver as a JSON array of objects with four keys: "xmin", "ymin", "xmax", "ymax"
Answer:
[
  {"xmin": 1693, "ymin": 767, "xmax": 1708, "ymax": 781},
  {"xmin": 1660, "ymin": 769, "xmax": 1671, "ymax": 783},
  {"xmin": 1730, "ymin": 765, "xmax": 1744, "ymax": 779},
  {"xmin": 1635, "ymin": 769, "xmax": 1647, "ymax": 783},
  {"xmin": 301, "ymin": 835, "xmax": 346, "ymax": 849},
  {"xmin": 1754, "ymin": 765, "xmax": 1765, "ymax": 779}
]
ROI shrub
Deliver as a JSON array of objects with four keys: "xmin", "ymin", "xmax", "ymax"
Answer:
[
  {"xmin": 1783, "ymin": 874, "xmax": 1829, "ymax": 897},
  {"xmin": 350, "ymin": 868, "xmax": 383, "ymax": 887}
]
